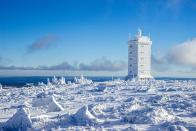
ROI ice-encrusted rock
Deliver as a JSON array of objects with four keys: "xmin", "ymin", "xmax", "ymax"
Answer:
[
  {"xmin": 122, "ymin": 107, "xmax": 152, "ymax": 124},
  {"xmin": 4, "ymin": 107, "xmax": 32, "ymax": 131},
  {"xmin": 92, "ymin": 85, "xmax": 107, "ymax": 92},
  {"xmin": 149, "ymin": 107, "xmax": 177, "ymax": 124},
  {"xmin": 48, "ymin": 96, "xmax": 64, "ymax": 112},
  {"xmin": 36, "ymin": 92, "xmax": 47, "ymax": 98},
  {"xmin": 119, "ymin": 102, "xmax": 142, "ymax": 113},
  {"xmin": 124, "ymin": 97, "xmax": 135, "ymax": 102},
  {"xmin": 72, "ymin": 106, "xmax": 103, "ymax": 125},
  {"xmin": 122, "ymin": 107, "xmax": 176, "ymax": 124}
]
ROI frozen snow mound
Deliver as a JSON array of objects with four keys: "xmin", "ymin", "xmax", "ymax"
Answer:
[
  {"xmin": 33, "ymin": 95, "xmax": 64, "ymax": 112},
  {"xmin": 48, "ymin": 96, "xmax": 64, "ymax": 112},
  {"xmin": 71, "ymin": 106, "xmax": 103, "ymax": 126},
  {"xmin": 4, "ymin": 107, "xmax": 32, "ymax": 131}
]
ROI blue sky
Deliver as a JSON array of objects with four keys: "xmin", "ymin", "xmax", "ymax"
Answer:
[{"xmin": 0, "ymin": 0, "xmax": 196, "ymax": 77}]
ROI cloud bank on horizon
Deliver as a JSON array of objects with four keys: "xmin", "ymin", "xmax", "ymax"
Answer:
[
  {"xmin": 0, "ymin": 57, "xmax": 127, "ymax": 72},
  {"xmin": 1, "ymin": 37, "xmax": 196, "ymax": 77},
  {"xmin": 152, "ymin": 38, "xmax": 196, "ymax": 76},
  {"xmin": 166, "ymin": 38, "xmax": 196, "ymax": 67}
]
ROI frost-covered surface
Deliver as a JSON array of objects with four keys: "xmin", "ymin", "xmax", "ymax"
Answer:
[{"xmin": 0, "ymin": 77, "xmax": 196, "ymax": 130}]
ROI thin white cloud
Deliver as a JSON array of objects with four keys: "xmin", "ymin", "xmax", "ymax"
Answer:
[
  {"xmin": 27, "ymin": 35, "xmax": 59, "ymax": 53},
  {"xmin": 166, "ymin": 0, "xmax": 184, "ymax": 9}
]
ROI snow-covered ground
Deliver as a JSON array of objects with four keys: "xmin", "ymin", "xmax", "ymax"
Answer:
[{"xmin": 0, "ymin": 76, "xmax": 196, "ymax": 131}]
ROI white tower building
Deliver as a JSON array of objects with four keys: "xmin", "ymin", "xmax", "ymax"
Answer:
[{"xmin": 128, "ymin": 28, "xmax": 153, "ymax": 80}]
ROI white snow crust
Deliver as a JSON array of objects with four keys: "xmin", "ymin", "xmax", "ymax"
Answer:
[{"xmin": 0, "ymin": 77, "xmax": 196, "ymax": 130}]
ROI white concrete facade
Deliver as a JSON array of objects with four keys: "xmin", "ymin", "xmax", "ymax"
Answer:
[{"xmin": 128, "ymin": 28, "xmax": 153, "ymax": 80}]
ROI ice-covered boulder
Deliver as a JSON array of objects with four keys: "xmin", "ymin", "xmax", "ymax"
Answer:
[
  {"xmin": 36, "ymin": 92, "xmax": 47, "ymax": 98},
  {"xmin": 92, "ymin": 85, "xmax": 107, "ymax": 92},
  {"xmin": 149, "ymin": 107, "xmax": 177, "ymax": 124},
  {"xmin": 122, "ymin": 107, "xmax": 152, "ymax": 124},
  {"xmin": 71, "ymin": 106, "xmax": 103, "ymax": 125},
  {"xmin": 4, "ymin": 107, "xmax": 32, "ymax": 131},
  {"xmin": 122, "ymin": 107, "xmax": 177, "ymax": 125},
  {"xmin": 48, "ymin": 96, "xmax": 64, "ymax": 112}
]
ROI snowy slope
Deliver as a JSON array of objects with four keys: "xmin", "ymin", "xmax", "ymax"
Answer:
[{"xmin": 0, "ymin": 77, "xmax": 196, "ymax": 130}]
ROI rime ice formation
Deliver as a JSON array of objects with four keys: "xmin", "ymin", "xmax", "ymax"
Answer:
[
  {"xmin": 52, "ymin": 76, "xmax": 58, "ymax": 84},
  {"xmin": 128, "ymin": 28, "xmax": 153, "ymax": 80},
  {"xmin": 0, "ymin": 78, "xmax": 196, "ymax": 130},
  {"xmin": 74, "ymin": 75, "xmax": 92, "ymax": 85},
  {"xmin": 59, "ymin": 76, "xmax": 66, "ymax": 85}
]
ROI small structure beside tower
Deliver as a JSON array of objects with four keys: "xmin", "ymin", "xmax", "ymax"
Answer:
[{"xmin": 127, "ymin": 28, "xmax": 153, "ymax": 80}]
